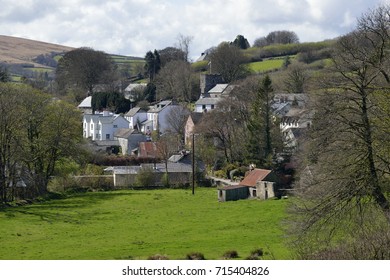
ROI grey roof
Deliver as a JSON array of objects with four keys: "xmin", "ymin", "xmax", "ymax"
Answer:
[
  {"xmin": 169, "ymin": 154, "xmax": 184, "ymax": 163},
  {"xmin": 112, "ymin": 162, "xmax": 193, "ymax": 174},
  {"xmin": 114, "ymin": 128, "xmax": 140, "ymax": 139},
  {"xmin": 78, "ymin": 96, "xmax": 92, "ymax": 108},
  {"xmin": 125, "ymin": 107, "xmax": 146, "ymax": 117},
  {"xmin": 142, "ymin": 162, "xmax": 193, "ymax": 173},
  {"xmin": 208, "ymin": 84, "xmax": 229, "ymax": 94},
  {"xmin": 94, "ymin": 140, "xmax": 120, "ymax": 146},
  {"xmin": 189, "ymin": 112, "xmax": 203, "ymax": 125},
  {"xmin": 112, "ymin": 166, "xmax": 141, "ymax": 175},
  {"xmin": 148, "ymin": 100, "xmax": 173, "ymax": 113},
  {"xmin": 195, "ymin": 97, "xmax": 221, "ymax": 106}
]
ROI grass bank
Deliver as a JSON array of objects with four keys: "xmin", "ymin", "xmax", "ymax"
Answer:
[{"xmin": 0, "ymin": 188, "xmax": 291, "ymax": 260}]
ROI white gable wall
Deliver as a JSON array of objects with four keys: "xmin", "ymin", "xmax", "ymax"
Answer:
[{"xmin": 83, "ymin": 113, "xmax": 130, "ymax": 141}]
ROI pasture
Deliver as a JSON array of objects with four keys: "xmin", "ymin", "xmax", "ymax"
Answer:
[
  {"xmin": 0, "ymin": 188, "xmax": 291, "ymax": 260},
  {"xmin": 247, "ymin": 58, "xmax": 285, "ymax": 73}
]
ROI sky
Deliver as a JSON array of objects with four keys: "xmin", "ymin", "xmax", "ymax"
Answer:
[{"xmin": 1, "ymin": 0, "xmax": 389, "ymax": 60}]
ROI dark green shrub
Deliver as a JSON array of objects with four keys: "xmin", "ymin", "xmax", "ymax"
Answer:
[
  {"xmin": 186, "ymin": 252, "xmax": 205, "ymax": 260},
  {"xmin": 247, "ymin": 248, "xmax": 264, "ymax": 260},
  {"xmin": 223, "ymin": 250, "xmax": 239, "ymax": 259}
]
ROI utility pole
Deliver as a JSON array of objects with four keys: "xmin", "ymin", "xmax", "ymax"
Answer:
[{"xmin": 192, "ymin": 133, "xmax": 195, "ymax": 195}]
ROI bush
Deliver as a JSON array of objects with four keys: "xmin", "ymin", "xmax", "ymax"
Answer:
[
  {"xmin": 246, "ymin": 248, "xmax": 264, "ymax": 260},
  {"xmin": 185, "ymin": 252, "xmax": 206, "ymax": 260},
  {"xmin": 135, "ymin": 166, "xmax": 155, "ymax": 187},
  {"xmin": 222, "ymin": 250, "xmax": 239, "ymax": 259},
  {"xmin": 214, "ymin": 170, "xmax": 226, "ymax": 179}
]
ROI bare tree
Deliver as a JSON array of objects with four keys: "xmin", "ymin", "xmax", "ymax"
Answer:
[
  {"xmin": 155, "ymin": 60, "xmax": 195, "ymax": 103},
  {"xmin": 156, "ymin": 133, "xmax": 181, "ymax": 185},
  {"xmin": 176, "ymin": 33, "xmax": 193, "ymax": 62},
  {"xmin": 165, "ymin": 105, "xmax": 190, "ymax": 139},
  {"xmin": 290, "ymin": 4, "xmax": 390, "ymax": 259},
  {"xmin": 208, "ymin": 42, "xmax": 249, "ymax": 83},
  {"xmin": 284, "ymin": 63, "xmax": 308, "ymax": 93}
]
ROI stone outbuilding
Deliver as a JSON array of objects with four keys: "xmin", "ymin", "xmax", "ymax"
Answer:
[{"xmin": 217, "ymin": 168, "xmax": 278, "ymax": 202}]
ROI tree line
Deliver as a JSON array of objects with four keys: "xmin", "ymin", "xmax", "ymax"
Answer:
[{"xmin": 0, "ymin": 83, "xmax": 82, "ymax": 204}]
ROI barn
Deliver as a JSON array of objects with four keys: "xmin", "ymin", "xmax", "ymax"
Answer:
[
  {"xmin": 217, "ymin": 168, "xmax": 278, "ymax": 202},
  {"xmin": 217, "ymin": 185, "xmax": 249, "ymax": 202}
]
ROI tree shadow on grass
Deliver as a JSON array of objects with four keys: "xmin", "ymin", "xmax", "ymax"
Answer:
[{"xmin": 1, "ymin": 191, "xmax": 143, "ymax": 224}]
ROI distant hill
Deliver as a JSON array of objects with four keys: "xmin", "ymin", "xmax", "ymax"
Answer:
[
  {"xmin": 0, "ymin": 35, "xmax": 144, "ymax": 81},
  {"xmin": 0, "ymin": 35, "xmax": 74, "ymax": 67}
]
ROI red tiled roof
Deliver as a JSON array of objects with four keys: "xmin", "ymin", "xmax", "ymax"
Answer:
[{"xmin": 239, "ymin": 169, "xmax": 272, "ymax": 187}]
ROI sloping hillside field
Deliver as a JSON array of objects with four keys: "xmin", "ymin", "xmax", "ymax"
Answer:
[{"xmin": 0, "ymin": 188, "xmax": 290, "ymax": 260}]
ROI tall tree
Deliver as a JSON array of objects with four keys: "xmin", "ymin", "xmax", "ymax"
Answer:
[
  {"xmin": 232, "ymin": 35, "xmax": 250, "ymax": 49},
  {"xmin": 208, "ymin": 42, "xmax": 249, "ymax": 83},
  {"xmin": 284, "ymin": 64, "xmax": 308, "ymax": 93},
  {"xmin": 291, "ymin": 4, "xmax": 390, "ymax": 259},
  {"xmin": 165, "ymin": 105, "xmax": 190, "ymax": 139},
  {"xmin": 246, "ymin": 75, "xmax": 276, "ymax": 166},
  {"xmin": 176, "ymin": 33, "xmax": 193, "ymax": 62},
  {"xmin": 158, "ymin": 47, "xmax": 186, "ymax": 67},
  {"xmin": 55, "ymin": 47, "xmax": 116, "ymax": 99},
  {"xmin": 155, "ymin": 60, "xmax": 195, "ymax": 103},
  {"xmin": 265, "ymin": 30, "xmax": 299, "ymax": 45},
  {"xmin": 144, "ymin": 50, "xmax": 161, "ymax": 82},
  {"xmin": 0, "ymin": 83, "xmax": 82, "ymax": 202},
  {"xmin": 0, "ymin": 84, "xmax": 24, "ymax": 202}
]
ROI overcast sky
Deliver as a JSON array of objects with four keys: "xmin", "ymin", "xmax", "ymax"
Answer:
[{"xmin": 1, "ymin": 0, "xmax": 388, "ymax": 60}]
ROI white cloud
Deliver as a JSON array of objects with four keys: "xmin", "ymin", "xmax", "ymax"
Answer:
[{"xmin": 0, "ymin": 0, "xmax": 385, "ymax": 59}]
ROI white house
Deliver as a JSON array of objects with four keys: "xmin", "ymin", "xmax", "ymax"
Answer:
[
  {"xmin": 146, "ymin": 100, "xmax": 181, "ymax": 133},
  {"xmin": 280, "ymin": 108, "xmax": 312, "ymax": 132},
  {"xmin": 124, "ymin": 107, "xmax": 148, "ymax": 130},
  {"xmin": 194, "ymin": 97, "xmax": 220, "ymax": 113},
  {"xmin": 194, "ymin": 84, "xmax": 235, "ymax": 113},
  {"xmin": 83, "ymin": 111, "xmax": 130, "ymax": 141}
]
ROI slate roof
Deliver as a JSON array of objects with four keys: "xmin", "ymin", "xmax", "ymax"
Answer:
[
  {"xmin": 125, "ymin": 107, "xmax": 146, "ymax": 117},
  {"xmin": 208, "ymin": 84, "xmax": 229, "ymax": 94},
  {"xmin": 148, "ymin": 100, "xmax": 173, "ymax": 113},
  {"xmin": 78, "ymin": 96, "xmax": 92, "ymax": 108},
  {"xmin": 114, "ymin": 128, "xmax": 140, "ymax": 139},
  {"xmin": 195, "ymin": 97, "xmax": 221, "ymax": 106},
  {"xmin": 189, "ymin": 112, "xmax": 203, "ymax": 125},
  {"xmin": 111, "ymin": 162, "xmax": 193, "ymax": 174},
  {"xmin": 240, "ymin": 169, "xmax": 273, "ymax": 187}
]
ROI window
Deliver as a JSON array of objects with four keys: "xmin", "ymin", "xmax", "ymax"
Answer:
[
  {"xmin": 202, "ymin": 105, "xmax": 206, "ymax": 109},
  {"xmin": 211, "ymin": 105, "xmax": 215, "ymax": 109},
  {"xmin": 106, "ymin": 134, "xmax": 110, "ymax": 140},
  {"xmin": 113, "ymin": 124, "xmax": 118, "ymax": 128}
]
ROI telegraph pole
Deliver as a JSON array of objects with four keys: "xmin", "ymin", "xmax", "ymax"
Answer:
[{"xmin": 192, "ymin": 133, "xmax": 195, "ymax": 195}]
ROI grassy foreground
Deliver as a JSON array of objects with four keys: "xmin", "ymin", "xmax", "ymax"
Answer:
[{"xmin": 0, "ymin": 188, "xmax": 290, "ymax": 260}]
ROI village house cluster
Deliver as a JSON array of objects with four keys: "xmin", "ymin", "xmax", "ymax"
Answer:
[{"xmin": 78, "ymin": 73, "xmax": 311, "ymax": 200}]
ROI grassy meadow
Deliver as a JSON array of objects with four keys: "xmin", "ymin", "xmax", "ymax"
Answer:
[
  {"xmin": 247, "ymin": 58, "xmax": 285, "ymax": 73},
  {"xmin": 0, "ymin": 188, "xmax": 291, "ymax": 260}
]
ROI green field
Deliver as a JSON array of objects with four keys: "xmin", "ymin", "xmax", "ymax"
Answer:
[
  {"xmin": 247, "ymin": 58, "xmax": 285, "ymax": 73},
  {"xmin": 0, "ymin": 188, "xmax": 291, "ymax": 260}
]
